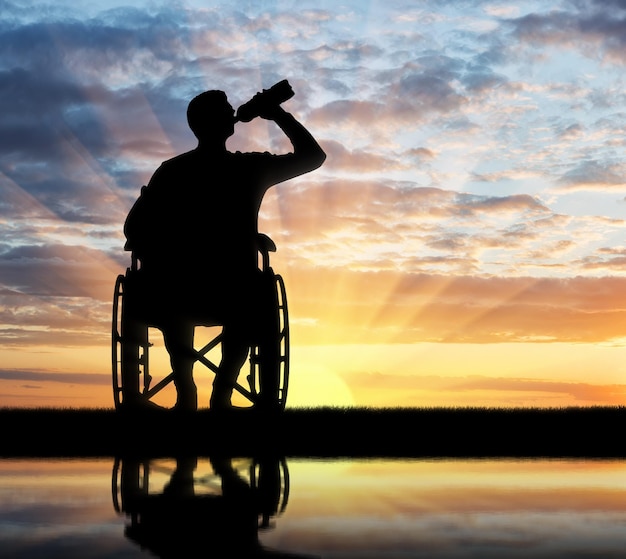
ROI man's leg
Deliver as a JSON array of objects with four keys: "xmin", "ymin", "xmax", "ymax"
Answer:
[
  {"xmin": 210, "ymin": 324, "xmax": 249, "ymax": 409},
  {"xmin": 162, "ymin": 321, "xmax": 198, "ymax": 411}
]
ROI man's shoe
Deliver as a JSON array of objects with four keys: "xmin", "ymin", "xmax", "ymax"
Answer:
[
  {"xmin": 173, "ymin": 383, "xmax": 198, "ymax": 412},
  {"xmin": 120, "ymin": 397, "xmax": 165, "ymax": 412},
  {"xmin": 209, "ymin": 399, "xmax": 233, "ymax": 411}
]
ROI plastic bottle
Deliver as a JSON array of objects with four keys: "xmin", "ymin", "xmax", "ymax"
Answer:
[{"xmin": 235, "ymin": 80, "xmax": 295, "ymax": 122}]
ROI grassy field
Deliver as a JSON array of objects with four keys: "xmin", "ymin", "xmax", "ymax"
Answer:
[{"xmin": 2, "ymin": 406, "xmax": 624, "ymax": 458}]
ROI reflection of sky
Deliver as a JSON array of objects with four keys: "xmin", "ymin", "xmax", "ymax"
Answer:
[
  {"xmin": 1, "ymin": 458, "xmax": 625, "ymax": 558},
  {"xmin": 0, "ymin": 459, "xmax": 136, "ymax": 557},
  {"xmin": 261, "ymin": 459, "xmax": 626, "ymax": 558}
]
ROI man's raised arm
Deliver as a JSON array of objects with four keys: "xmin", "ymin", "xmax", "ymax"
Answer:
[{"xmin": 259, "ymin": 105, "xmax": 326, "ymax": 184}]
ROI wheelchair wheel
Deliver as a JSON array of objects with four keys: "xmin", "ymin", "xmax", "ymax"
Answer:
[
  {"xmin": 247, "ymin": 272, "xmax": 289, "ymax": 411},
  {"xmin": 112, "ymin": 273, "xmax": 139, "ymax": 410},
  {"xmin": 112, "ymin": 275, "xmax": 123, "ymax": 408},
  {"xmin": 250, "ymin": 456, "xmax": 290, "ymax": 528},
  {"xmin": 112, "ymin": 271, "xmax": 170, "ymax": 410},
  {"xmin": 112, "ymin": 456, "xmax": 149, "ymax": 514},
  {"xmin": 112, "ymin": 273, "xmax": 136, "ymax": 410}
]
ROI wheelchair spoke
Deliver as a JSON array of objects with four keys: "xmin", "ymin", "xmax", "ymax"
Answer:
[
  {"xmin": 232, "ymin": 381, "xmax": 255, "ymax": 401},
  {"xmin": 192, "ymin": 350, "xmax": 219, "ymax": 374},
  {"xmin": 197, "ymin": 333, "xmax": 222, "ymax": 357},
  {"xmin": 144, "ymin": 372, "xmax": 175, "ymax": 398}
]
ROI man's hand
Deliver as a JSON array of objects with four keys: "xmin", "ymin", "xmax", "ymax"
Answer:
[{"xmin": 258, "ymin": 101, "xmax": 288, "ymax": 121}]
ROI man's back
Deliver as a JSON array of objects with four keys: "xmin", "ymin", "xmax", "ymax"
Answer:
[{"xmin": 125, "ymin": 149, "xmax": 286, "ymax": 280}]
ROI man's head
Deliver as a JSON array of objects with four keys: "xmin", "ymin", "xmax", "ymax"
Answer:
[{"xmin": 187, "ymin": 90, "xmax": 235, "ymax": 143}]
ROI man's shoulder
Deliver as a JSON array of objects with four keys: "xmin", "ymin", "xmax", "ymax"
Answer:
[
  {"xmin": 150, "ymin": 150, "xmax": 203, "ymax": 182},
  {"xmin": 150, "ymin": 149, "xmax": 277, "ymax": 183},
  {"xmin": 160, "ymin": 150, "xmax": 197, "ymax": 167}
]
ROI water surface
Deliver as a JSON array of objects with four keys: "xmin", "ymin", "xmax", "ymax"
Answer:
[{"xmin": 1, "ymin": 457, "xmax": 625, "ymax": 558}]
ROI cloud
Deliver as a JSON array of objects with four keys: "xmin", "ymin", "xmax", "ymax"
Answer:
[
  {"xmin": 407, "ymin": 147, "xmax": 436, "ymax": 160},
  {"xmin": 558, "ymin": 160, "xmax": 626, "ymax": 190},
  {"xmin": 509, "ymin": 4, "xmax": 626, "ymax": 63},
  {"xmin": 262, "ymin": 180, "xmax": 617, "ymax": 278},
  {"xmin": 0, "ymin": 244, "xmax": 120, "ymax": 298},
  {"xmin": 320, "ymin": 139, "xmax": 406, "ymax": 173},
  {"xmin": 0, "ymin": 369, "xmax": 109, "ymax": 385},
  {"xmin": 398, "ymin": 71, "xmax": 467, "ymax": 114},
  {"xmin": 346, "ymin": 371, "xmax": 626, "ymax": 407},
  {"xmin": 450, "ymin": 375, "xmax": 626, "ymax": 404},
  {"xmin": 0, "ymin": 287, "xmax": 111, "ymax": 347},
  {"xmin": 460, "ymin": 193, "xmax": 547, "ymax": 214},
  {"xmin": 558, "ymin": 123, "xmax": 585, "ymax": 140},
  {"xmin": 577, "ymin": 246, "xmax": 626, "ymax": 271},
  {"xmin": 462, "ymin": 69, "xmax": 508, "ymax": 93}
]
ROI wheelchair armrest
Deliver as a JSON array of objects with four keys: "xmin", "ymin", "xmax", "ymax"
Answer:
[
  {"xmin": 257, "ymin": 233, "xmax": 276, "ymax": 254},
  {"xmin": 257, "ymin": 233, "xmax": 276, "ymax": 271}
]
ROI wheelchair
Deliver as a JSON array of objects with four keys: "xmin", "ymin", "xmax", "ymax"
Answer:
[{"xmin": 112, "ymin": 233, "xmax": 289, "ymax": 411}]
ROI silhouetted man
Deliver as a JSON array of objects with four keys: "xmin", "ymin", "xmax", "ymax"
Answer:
[{"xmin": 124, "ymin": 86, "xmax": 325, "ymax": 410}]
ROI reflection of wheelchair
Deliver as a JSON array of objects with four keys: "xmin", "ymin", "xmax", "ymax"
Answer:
[
  {"xmin": 112, "ymin": 233, "xmax": 289, "ymax": 411},
  {"xmin": 112, "ymin": 456, "xmax": 290, "ymax": 557}
]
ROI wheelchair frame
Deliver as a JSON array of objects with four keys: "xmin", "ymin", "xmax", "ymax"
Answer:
[{"xmin": 112, "ymin": 234, "xmax": 289, "ymax": 411}]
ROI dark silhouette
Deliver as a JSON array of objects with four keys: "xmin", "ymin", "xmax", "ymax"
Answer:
[
  {"xmin": 123, "ymin": 82, "xmax": 325, "ymax": 411},
  {"xmin": 113, "ymin": 455, "xmax": 311, "ymax": 558},
  {"xmin": 3, "ymin": 407, "xmax": 626, "ymax": 457}
]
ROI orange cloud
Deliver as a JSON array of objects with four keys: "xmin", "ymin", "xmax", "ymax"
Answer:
[
  {"xmin": 285, "ymin": 269, "xmax": 626, "ymax": 344},
  {"xmin": 343, "ymin": 371, "xmax": 626, "ymax": 407}
]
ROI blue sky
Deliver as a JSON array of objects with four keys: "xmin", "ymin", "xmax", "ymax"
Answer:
[{"xmin": 2, "ymin": 0, "xmax": 626, "ymax": 407}]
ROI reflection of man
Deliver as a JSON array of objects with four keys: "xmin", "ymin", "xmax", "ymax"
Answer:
[
  {"xmin": 119, "ymin": 456, "xmax": 306, "ymax": 559},
  {"xmin": 121, "ymin": 456, "xmax": 257, "ymax": 557},
  {"xmin": 124, "ymin": 87, "xmax": 325, "ymax": 410}
]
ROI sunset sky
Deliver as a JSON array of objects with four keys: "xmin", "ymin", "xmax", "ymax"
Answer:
[{"xmin": 2, "ymin": 0, "xmax": 626, "ymax": 408}]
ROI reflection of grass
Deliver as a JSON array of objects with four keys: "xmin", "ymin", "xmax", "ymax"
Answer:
[{"xmin": 1, "ymin": 406, "xmax": 624, "ymax": 458}]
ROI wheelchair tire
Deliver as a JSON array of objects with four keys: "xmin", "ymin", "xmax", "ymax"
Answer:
[
  {"xmin": 248, "ymin": 272, "xmax": 290, "ymax": 411},
  {"xmin": 111, "ymin": 274, "xmax": 125, "ymax": 409},
  {"xmin": 250, "ymin": 456, "xmax": 290, "ymax": 528},
  {"xmin": 112, "ymin": 271, "xmax": 154, "ymax": 410}
]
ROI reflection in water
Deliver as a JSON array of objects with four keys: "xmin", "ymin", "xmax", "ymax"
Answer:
[
  {"xmin": 112, "ymin": 455, "xmax": 306, "ymax": 558},
  {"xmin": 264, "ymin": 459, "xmax": 626, "ymax": 558},
  {"xmin": 0, "ymin": 458, "xmax": 625, "ymax": 557}
]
